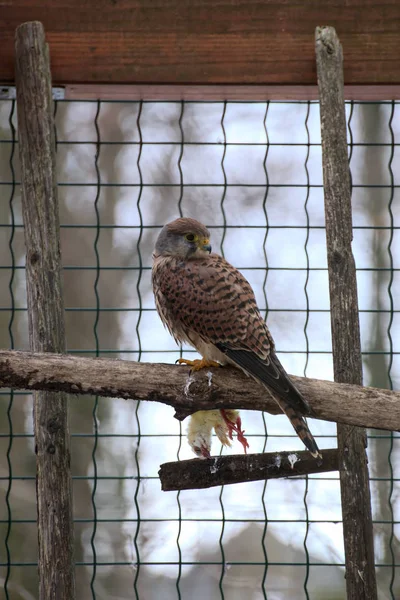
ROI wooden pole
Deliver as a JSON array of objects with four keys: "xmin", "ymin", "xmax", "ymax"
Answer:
[
  {"xmin": 15, "ymin": 21, "xmax": 75, "ymax": 600},
  {"xmin": 315, "ymin": 26, "xmax": 377, "ymax": 599}
]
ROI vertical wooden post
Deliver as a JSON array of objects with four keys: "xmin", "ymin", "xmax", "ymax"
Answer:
[
  {"xmin": 315, "ymin": 27, "xmax": 377, "ymax": 600},
  {"xmin": 15, "ymin": 22, "xmax": 76, "ymax": 599}
]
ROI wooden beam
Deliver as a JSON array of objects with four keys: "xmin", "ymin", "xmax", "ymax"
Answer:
[
  {"xmin": 64, "ymin": 83, "xmax": 400, "ymax": 101},
  {"xmin": 315, "ymin": 26, "xmax": 377, "ymax": 600},
  {"xmin": 2, "ymin": 2, "xmax": 400, "ymax": 87},
  {"xmin": 0, "ymin": 349, "xmax": 399, "ymax": 433},
  {"xmin": 159, "ymin": 449, "xmax": 339, "ymax": 491},
  {"xmin": 15, "ymin": 21, "xmax": 76, "ymax": 600}
]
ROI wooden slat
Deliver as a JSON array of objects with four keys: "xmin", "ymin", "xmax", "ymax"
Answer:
[
  {"xmin": 64, "ymin": 83, "xmax": 400, "ymax": 101},
  {"xmin": 2, "ymin": 1, "xmax": 400, "ymax": 88}
]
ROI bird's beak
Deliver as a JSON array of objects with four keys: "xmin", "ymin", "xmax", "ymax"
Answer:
[{"xmin": 202, "ymin": 239, "xmax": 212, "ymax": 253}]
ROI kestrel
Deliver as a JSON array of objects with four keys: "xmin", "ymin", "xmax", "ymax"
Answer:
[{"xmin": 152, "ymin": 217, "xmax": 321, "ymax": 461}]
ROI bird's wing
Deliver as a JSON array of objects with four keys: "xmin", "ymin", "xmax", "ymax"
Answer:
[
  {"xmin": 215, "ymin": 344, "xmax": 310, "ymax": 414},
  {"xmin": 153, "ymin": 253, "xmax": 310, "ymax": 414}
]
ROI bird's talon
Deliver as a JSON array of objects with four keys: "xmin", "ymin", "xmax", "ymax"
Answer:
[{"xmin": 176, "ymin": 357, "xmax": 220, "ymax": 372}]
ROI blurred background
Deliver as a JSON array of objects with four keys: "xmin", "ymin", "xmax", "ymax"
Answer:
[{"xmin": 0, "ymin": 98, "xmax": 398, "ymax": 599}]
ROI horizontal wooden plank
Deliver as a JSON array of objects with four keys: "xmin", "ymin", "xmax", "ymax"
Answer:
[
  {"xmin": 1, "ymin": 1, "xmax": 400, "ymax": 87},
  {"xmin": 64, "ymin": 83, "xmax": 400, "ymax": 101}
]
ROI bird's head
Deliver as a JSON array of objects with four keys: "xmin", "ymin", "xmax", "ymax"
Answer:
[{"xmin": 154, "ymin": 217, "xmax": 212, "ymax": 259}]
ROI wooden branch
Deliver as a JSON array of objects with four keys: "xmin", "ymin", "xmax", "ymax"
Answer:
[
  {"xmin": 316, "ymin": 26, "xmax": 377, "ymax": 600},
  {"xmin": 0, "ymin": 349, "xmax": 399, "ymax": 433},
  {"xmin": 159, "ymin": 449, "xmax": 339, "ymax": 491},
  {"xmin": 15, "ymin": 22, "xmax": 75, "ymax": 600}
]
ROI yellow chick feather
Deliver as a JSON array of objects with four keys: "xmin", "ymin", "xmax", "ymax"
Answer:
[{"xmin": 187, "ymin": 409, "xmax": 248, "ymax": 458}]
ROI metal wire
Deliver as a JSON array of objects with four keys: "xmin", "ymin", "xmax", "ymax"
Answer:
[
  {"xmin": 175, "ymin": 99, "xmax": 184, "ymax": 600},
  {"xmin": 3, "ymin": 97, "xmax": 16, "ymax": 600},
  {"xmin": 89, "ymin": 98, "xmax": 102, "ymax": 599},
  {"xmin": 133, "ymin": 99, "xmax": 144, "ymax": 600},
  {"xmin": 218, "ymin": 101, "xmax": 228, "ymax": 600},
  {"xmin": 302, "ymin": 101, "xmax": 311, "ymax": 600},
  {"xmin": 387, "ymin": 100, "xmax": 396, "ymax": 599},
  {"xmin": 0, "ymin": 98, "xmax": 399, "ymax": 599},
  {"xmin": 260, "ymin": 100, "xmax": 270, "ymax": 599}
]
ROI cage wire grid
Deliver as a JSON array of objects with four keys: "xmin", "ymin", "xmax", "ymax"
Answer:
[{"xmin": 0, "ymin": 98, "xmax": 399, "ymax": 599}]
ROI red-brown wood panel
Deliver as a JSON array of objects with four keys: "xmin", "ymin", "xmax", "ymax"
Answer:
[{"xmin": 1, "ymin": 1, "xmax": 400, "ymax": 86}]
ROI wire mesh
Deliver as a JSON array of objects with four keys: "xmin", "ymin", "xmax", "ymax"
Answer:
[{"xmin": 0, "ymin": 98, "xmax": 399, "ymax": 599}]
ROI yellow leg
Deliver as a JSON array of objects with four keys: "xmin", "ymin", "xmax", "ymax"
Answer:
[{"xmin": 176, "ymin": 357, "xmax": 220, "ymax": 372}]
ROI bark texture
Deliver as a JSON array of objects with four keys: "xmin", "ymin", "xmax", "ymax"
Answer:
[
  {"xmin": 0, "ymin": 350, "xmax": 399, "ymax": 432},
  {"xmin": 159, "ymin": 448, "xmax": 339, "ymax": 491},
  {"xmin": 316, "ymin": 25, "xmax": 377, "ymax": 600},
  {"xmin": 15, "ymin": 21, "xmax": 75, "ymax": 600}
]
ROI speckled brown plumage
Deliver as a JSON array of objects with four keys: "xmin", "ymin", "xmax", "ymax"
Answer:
[{"xmin": 152, "ymin": 217, "xmax": 321, "ymax": 460}]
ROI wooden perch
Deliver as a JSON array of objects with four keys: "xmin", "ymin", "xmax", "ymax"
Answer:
[
  {"xmin": 159, "ymin": 449, "xmax": 339, "ymax": 491},
  {"xmin": 0, "ymin": 349, "xmax": 398, "ymax": 431}
]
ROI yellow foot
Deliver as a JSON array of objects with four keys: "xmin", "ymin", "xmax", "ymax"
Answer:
[{"xmin": 176, "ymin": 357, "xmax": 220, "ymax": 372}]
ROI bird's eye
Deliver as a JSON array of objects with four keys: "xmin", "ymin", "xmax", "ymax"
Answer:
[{"xmin": 185, "ymin": 233, "xmax": 196, "ymax": 242}]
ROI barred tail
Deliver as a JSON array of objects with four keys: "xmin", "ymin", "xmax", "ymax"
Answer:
[{"xmin": 277, "ymin": 397, "xmax": 322, "ymax": 463}]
